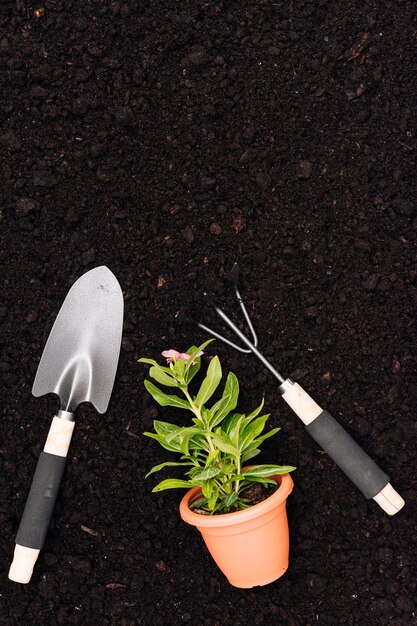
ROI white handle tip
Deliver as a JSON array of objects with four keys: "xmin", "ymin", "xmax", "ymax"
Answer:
[
  {"xmin": 373, "ymin": 483, "xmax": 405, "ymax": 515},
  {"xmin": 8, "ymin": 545, "xmax": 40, "ymax": 584}
]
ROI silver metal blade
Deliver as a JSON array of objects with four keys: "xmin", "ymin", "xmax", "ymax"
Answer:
[{"xmin": 32, "ymin": 266, "xmax": 124, "ymax": 414}]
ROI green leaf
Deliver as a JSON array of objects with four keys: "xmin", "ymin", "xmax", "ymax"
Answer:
[
  {"xmin": 240, "ymin": 477, "xmax": 277, "ymax": 487},
  {"xmin": 145, "ymin": 461, "xmax": 195, "ymax": 478},
  {"xmin": 186, "ymin": 360, "xmax": 201, "ymax": 384},
  {"xmin": 143, "ymin": 432, "xmax": 182, "ymax": 453},
  {"xmin": 183, "ymin": 344, "xmax": 205, "ymax": 383},
  {"xmin": 188, "ymin": 435, "xmax": 210, "ymax": 451},
  {"xmin": 222, "ymin": 492, "xmax": 238, "ymax": 509},
  {"xmin": 208, "ymin": 487, "xmax": 219, "ymax": 510},
  {"xmin": 153, "ymin": 420, "xmax": 180, "ymax": 436},
  {"xmin": 166, "ymin": 426, "xmax": 199, "ymax": 443},
  {"xmin": 149, "ymin": 421, "xmax": 193, "ymax": 453},
  {"xmin": 201, "ymin": 406, "xmax": 213, "ymax": 424},
  {"xmin": 138, "ymin": 357, "xmax": 160, "ymax": 367},
  {"xmin": 195, "ymin": 356, "xmax": 222, "ymax": 408},
  {"xmin": 169, "ymin": 358, "xmax": 185, "ymax": 381},
  {"xmin": 209, "ymin": 372, "xmax": 239, "ymax": 427},
  {"xmin": 242, "ymin": 464, "xmax": 296, "ymax": 478},
  {"xmin": 251, "ymin": 427, "xmax": 281, "ymax": 448},
  {"xmin": 180, "ymin": 432, "xmax": 193, "ymax": 456},
  {"xmin": 241, "ymin": 447, "xmax": 261, "ymax": 462},
  {"xmin": 167, "ymin": 427, "xmax": 200, "ymax": 455},
  {"xmin": 192, "ymin": 466, "xmax": 222, "ymax": 481},
  {"xmin": 202, "ymin": 478, "xmax": 215, "ymax": 498},
  {"xmin": 222, "ymin": 412, "xmax": 243, "ymax": 436},
  {"xmin": 139, "ymin": 358, "xmax": 173, "ymax": 373},
  {"xmin": 221, "ymin": 462, "xmax": 237, "ymax": 474},
  {"xmin": 144, "ymin": 380, "xmax": 191, "ymax": 410},
  {"xmin": 149, "ymin": 366, "xmax": 179, "ymax": 387},
  {"xmin": 190, "ymin": 496, "xmax": 208, "ymax": 509},
  {"xmin": 246, "ymin": 415, "xmax": 270, "ymax": 438},
  {"xmin": 241, "ymin": 412, "xmax": 268, "ymax": 432},
  {"xmin": 240, "ymin": 415, "xmax": 269, "ymax": 450},
  {"xmin": 184, "ymin": 339, "xmax": 215, "ymax": 376},
  {"xmin": 232, "ymin": 414, "xmax": 244, "ymax": 448},
  {"xmin": 157, "ymin": 426, "xmax": 201, "ymax": 457},
  {"xmin": 246, "ymin": 397, "xmax": 265, "ymax": 420},
  {"xmin": 204, "ymin": 449, "xmax": 220, "ymax": 467},
  {"xmin": 152, "ymin": 478, "xmax": 196, "ymax": 492},
  {"xmin": 210, "ymin": 434, "xmax": 238, "ymax": 457}
]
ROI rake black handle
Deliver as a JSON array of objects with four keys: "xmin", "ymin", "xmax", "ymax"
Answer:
[{"xmin": 306, "ymin": 410, "xmax": 388, "ymax": 498}]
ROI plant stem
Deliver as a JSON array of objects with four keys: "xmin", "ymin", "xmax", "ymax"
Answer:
[
  {"xmin": 234, "ymin": 457, "xmax": 241, "ymax": 493},
  {"xmin": 182, "ymin": 387, "xmax": 202, "ymax": 419},
  {"xmin": 214, "ymin": 478, "xmax": 229, "ymax": 495},
  {"xmin": 182, "ymin": 387, "xmax": 216, "ymax": 452}
]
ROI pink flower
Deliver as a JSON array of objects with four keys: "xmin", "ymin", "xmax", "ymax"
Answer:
[
  {"xmin": 161, "ymin": 349, "xmax": 181, "ymax": 363},
  {"xmin": 162, "ymin": 349, "xmax": 204, "ymax": 364}
]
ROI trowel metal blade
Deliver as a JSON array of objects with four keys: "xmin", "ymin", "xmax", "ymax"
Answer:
[{"xmin": 32, "ymin": 266, "xmax": 124, "ymax": 414}]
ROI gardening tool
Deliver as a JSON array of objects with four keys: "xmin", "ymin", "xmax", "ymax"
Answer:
[
  {"xmin": 8, "ymin": 266, "xmax": 124, "ymax": 584},
  {"xmin": 178, "ymin": 263, "xmax": 404, "ymax": 516}
]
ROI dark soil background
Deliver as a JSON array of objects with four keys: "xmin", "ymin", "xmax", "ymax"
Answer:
[{"xmin": 1, "ymin": 1, "xmax": 417, "ymax": 624}]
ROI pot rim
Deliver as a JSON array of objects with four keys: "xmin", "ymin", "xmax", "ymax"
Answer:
[{"xmin": 179, "ymin": 472, "xmax": 294, "ymax": 528}]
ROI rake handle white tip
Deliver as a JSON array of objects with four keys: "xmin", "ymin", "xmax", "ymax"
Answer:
[
  {"xmin": 8, "ymin": 546, "xmax": 40, "ymax": 584},
  {"xmin": 373, "ymin": 483, "xmax": 405, "ymax": 515}
]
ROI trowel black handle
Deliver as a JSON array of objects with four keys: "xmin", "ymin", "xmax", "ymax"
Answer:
[
  {"xmin": 9, "ymin": 416, "xmax": 75, "ymax": 584},
  {"xmin": 280, "ymin": 380, "xmax": 405, "ymax": 515}
]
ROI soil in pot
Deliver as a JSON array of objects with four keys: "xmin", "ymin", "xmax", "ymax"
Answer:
[{"xmin": 192, "ymin": 482, "xmax": 278, "ymax": 515}]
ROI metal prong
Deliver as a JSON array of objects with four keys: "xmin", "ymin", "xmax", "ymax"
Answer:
[
  {"xmin": 231, "ymin": 262, "xmax": 240, "ymax": 288},
  {"xmin": 176, "ymin": 308, "xmax": 252, "ymax": 353},
  {"xmin": 195, "ymin": 320, "xmax": 252, "ymax": 354},
  {"xmin": 202, "ymin": 293, "xmax": 252, "ymax": 353},
  {"xmin": 231, "ymin": 262, "xmax": 258, "ymax": 348},
  {"xmin": 203, "ymin": 292, "xmax": 285, "ymax": 384},
  {"xmin": 177, "ymin": 272, "xmax": 285, "ymax": 384}
]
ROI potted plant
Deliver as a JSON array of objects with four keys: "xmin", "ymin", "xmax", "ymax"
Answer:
[{"xmin": 139, "ymin": 340, "xmax": 296, "ymax": 588}]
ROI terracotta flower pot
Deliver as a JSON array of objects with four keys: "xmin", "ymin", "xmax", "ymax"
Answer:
[{"xmin": 179, "ymin": 472, "xmax": 294, "ymax": 588}]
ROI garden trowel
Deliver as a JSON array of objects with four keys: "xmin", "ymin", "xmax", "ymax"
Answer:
[{"xmin": 9, "ymin": 266, "xmax": 123, "ymax": 584}]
